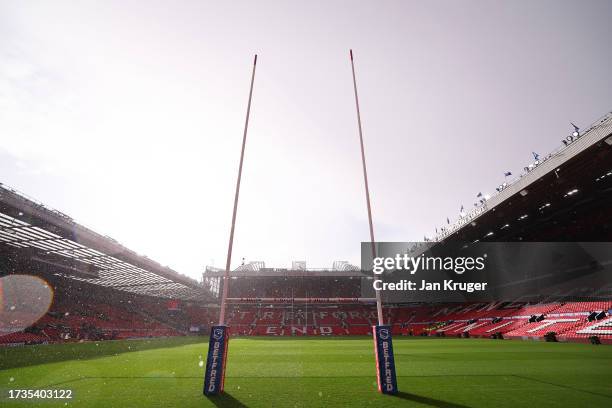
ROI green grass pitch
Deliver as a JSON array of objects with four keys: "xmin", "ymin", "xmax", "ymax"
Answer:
[{"xmin": 1, "ymin": 337, "xmax": 611, "ymax": 407}]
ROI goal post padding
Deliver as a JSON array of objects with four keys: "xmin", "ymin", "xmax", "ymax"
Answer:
[
  {"xmin": 203, "ymin": 325, "xmax": 229, "ymax": 395},
  {"xmin": 373, "ymin": 325, "xmax": 398, "ymax": 394}
]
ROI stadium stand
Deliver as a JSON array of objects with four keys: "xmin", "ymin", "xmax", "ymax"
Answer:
[
  {"xmin": 0, "ymin": 275, "xmax": 219, "ymax": 345},
  {"xmin": 1, "ymin": 112, "xmax": 611, "ymax": 346},
  {"xmin": 186, "ymin": 300, "xmax": 608, "ymax": 344},
  {"xmin": 2, "ymin": 281, "xmax": 611, "ymax": 344}
]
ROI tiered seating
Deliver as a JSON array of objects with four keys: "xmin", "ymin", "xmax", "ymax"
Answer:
[
  {"xmin": 314, "ymin": 309, "xmax": 344, "ymax": 325},
  {"xmin": 433, "ymin": 303, "xmax": 488, "ymax": 321},
  {"xmin": 1, "ymin": 278, "xmax": 188, "ymax": 345},
  {"xmin": 553, "ymin": 301, "xmax": 612, "ymax": 314},
  {"xmin": 442, "ymin": 320, "xmax": 493, "ymax": 336},
  {"xmin": 221, "ymin": 305, "xmax": 375, "ymax": 336},
  {"xmin": 558, "ymin": 317, "xmax": 612, "ymax": 343},
  {"xmin": 432, "ymin": 321, "xmax": 467, "ymax": 334},
  {"xmin": 227, "ymin": 308, "xmax": 256, "ymax": 325},
  {"xmin": 4, "ymin": 284, "xmax": 610, "ymax": 345},
  {"xmin": 218, "ymin": 301, "xmax": 610, "ymax": 343},
  {"xmin": 256, "ymin": 309, "xmax": 284, "ymax": 324},
  {"xmin": 513, "ymin": 303, "xmax": 561, "ymax": 316},
  {"xmin": 467, "ymin": 319, "xmax": 524, "ymax": 337},
  {"xmin": 345, "ymin": 309, "xmax": 372, "ymax": 325},
  {"xmin": 504, "ymin": 319, "xmax": 583, "ymax": 339},
  {"xmin": 184, "ymin": 306, "xmax": 216, "ymax": 327},
  {"xmin": 392, "ymin": 305, "xmax": 436, "ymax": 323},
  {"xmin": 473, "ymin": 307, "xmax": 518, "ymax": 319},
  {"xmin": 0, "ymin": 332, "xmax": 48, "ymax": 345}
]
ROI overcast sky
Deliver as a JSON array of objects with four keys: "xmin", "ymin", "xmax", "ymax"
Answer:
[{"xmin": 1, "ymin": 1, "xmax": 611, "ymax": 279}]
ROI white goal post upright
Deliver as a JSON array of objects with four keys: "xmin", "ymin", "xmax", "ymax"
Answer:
[
  {"xmin": 204, "ymin": 54, "xmax": 257, "ymax": 396},
  {"xmin": 349, "ymin": 49, "xmax": 383, "ymax": 326},
  {"xmin": 219, "ymin": 54, "xmax": 258, "ymax": 326},
  {"xmin": 349, "ymin": 49, "xmax": 398, "ymax": 394}
]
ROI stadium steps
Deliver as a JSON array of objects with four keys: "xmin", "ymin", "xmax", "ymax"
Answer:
[{"xmin": 131, "ymin": 308, "xmax": 188, "ymax": 335}]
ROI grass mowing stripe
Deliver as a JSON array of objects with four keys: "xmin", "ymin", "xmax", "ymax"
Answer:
[{"xmin": 1, "ymin": 337, "xmax": 611, "ymax": 407}]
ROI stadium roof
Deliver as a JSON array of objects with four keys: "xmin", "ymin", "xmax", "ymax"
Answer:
[
  {"xmin": 0, "ymin": 185, "xmax": 212, "ymax": 301},
  {"xmin": 204, "ymin": 261, "xmax": 363, "ymax": 277},
  {"xmin": 430, "ymin": 111, "xmax": 612, "ymax": 244}
]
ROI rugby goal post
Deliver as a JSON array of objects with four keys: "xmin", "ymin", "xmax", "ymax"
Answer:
[
  {"xmin": 203, "ymin": 54, "xmax": 257, "ymax": 396},
  {"xmin": 350, "ymin": 49, "xmax": 398, "ymax": 394}
]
